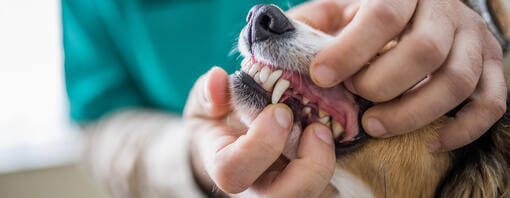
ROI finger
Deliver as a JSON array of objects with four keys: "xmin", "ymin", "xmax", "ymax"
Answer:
[
  {"xmin": 431, "ymin": 31, "xmax": 507, "ymax": 152},
  {"xmin": 207, "ymin": 104, "xmax": 293, "ymax": 194},
  {"xmin": 183, "ymin": 66, "xmax": 231, "ymax": 119},
  {"xmin": 310, "ymin": 0, "xmax": 418, "ymax": 88},
  {"xmin": 362, "ymin": 28, "xmax": 483, "ymax": 138},
  {"xmin": 267, "ymin": 123, "xmax": 336, "ymax": 198},
  {"xmin": 346, "ymin": 0, "xmax": 456, "ymax": 102},
  {"xmin": 287, "ymin": 0, "xmax": 359, "ymax": 34}
]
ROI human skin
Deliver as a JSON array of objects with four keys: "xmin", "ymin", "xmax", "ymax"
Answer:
[
  {"xmin": 185, "ymin": 67, "xmax": 336, "ymax": 197},
  {"xmin": 288, "ymin": 0, "xmax": 507, "ymax": 152},
  {"xmin": 185, "ymin": 0, "xmax": 507, "ymax": 196}
]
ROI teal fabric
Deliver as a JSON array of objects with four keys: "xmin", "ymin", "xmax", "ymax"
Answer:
[{"xmin": 63, "ymin": 0, "xmax": 306, "ymax": 122}]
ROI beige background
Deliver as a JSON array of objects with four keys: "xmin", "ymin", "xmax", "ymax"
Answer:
[{"xmin": 0, "ymin": 165, "xmax": 112, "ymax": 198}]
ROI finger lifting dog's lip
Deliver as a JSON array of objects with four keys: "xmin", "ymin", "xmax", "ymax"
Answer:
[{"xmin": 230, "ymin": 4, "xmax": 372, "ymax": 158}]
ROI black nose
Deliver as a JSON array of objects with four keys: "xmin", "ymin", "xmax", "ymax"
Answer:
[{"xmin": 248, "ymin": 4, "xmax": 295, "ymax": 44}]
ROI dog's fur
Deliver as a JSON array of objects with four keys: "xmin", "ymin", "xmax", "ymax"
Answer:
[{"xmin": 231, "ymin": 5, "xmax": 510, "ymax": 198}]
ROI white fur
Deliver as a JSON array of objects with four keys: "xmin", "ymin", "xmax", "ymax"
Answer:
[
  {"xmin": 238, "ymin": 18, "xmax": 334, "ymax": 75},
  {"xmin": 236, "ymin": 7, "xmax": 375, "ymax": 196},
  {"xmin": 331, "ymin": 169, "xmax": 375, "ymax": 198}
]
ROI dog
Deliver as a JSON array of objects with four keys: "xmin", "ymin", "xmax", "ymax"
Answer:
[{"xmin": 230, "ymin": 4, "xmax": 510, "ymax": 198}]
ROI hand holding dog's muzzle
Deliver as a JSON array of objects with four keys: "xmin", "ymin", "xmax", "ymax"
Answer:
[
  {"xmin": 184, "ymin": 67, "xmax": 337, "ymax": 197},
  {"xmin": 289, "ymin": 0, "xmax": 507, "ymax": 152}
]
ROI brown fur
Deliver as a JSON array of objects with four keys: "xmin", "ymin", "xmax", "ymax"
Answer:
[
  {"xmin": 438, "ymin": 111, "xmax": 510, "ymax": 198},
  {"xmin": 489, "ymin": 0, "xmax": 510, "ymax": 39},
  {"xmin": 333, "ymin": 104, "xmax": 510, "ymax": 198},
  {"xmin": 337, "ymin": 118, "xmax": 451, "ymax": 198}
]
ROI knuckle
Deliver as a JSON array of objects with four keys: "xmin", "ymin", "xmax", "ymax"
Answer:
[
  {"xmin": 486, "ymin": 95, "xmax": 507, "ymax": 118},
  {"xmin": 485, "ymin": 36, "xmax": 504, "ymax": 61},
  {"xmin": 317, "ymin": 0, "xmax": 338, "ymax": 12},
  {"xmin": 254, "ymin": 138, "xmax": 282, "ymax": 158},
  {"xmin": 446, "ymin": 71, "xmax": 477, "ymax": 101},
  {"xmin": 371, "ymin": 1, "xmax": 405, "ymax": 26},
  {"xmin": 211, "ymin": 161, "xmax": 250, "ymax": 193},
  {"xmin": 314, "ymin": 0, "xmax": 341, "ymax": 26},
  {"xmin": 413, "ymin": 32, "xmax": 449, "ymax": 63},
  {"xmin": 358, "ymin": 78, "xmax": 392, "ymax": 102},
  {"xmin": 473, "ymin": 16, "xmax": 487, "ymax": 32},
  {"xmin": 464, "ymin": 46, "xmax": 483, "ymax": 68}
]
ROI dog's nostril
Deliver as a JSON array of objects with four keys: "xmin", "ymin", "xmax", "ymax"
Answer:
[{"xmin": 249, "ymin": 4, "xmax": 295, "ymax": 44}]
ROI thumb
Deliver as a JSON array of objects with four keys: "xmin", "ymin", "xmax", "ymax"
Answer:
[
  {"xmin": 267, "ymin": 123, "xmax": 336, "ymax": 197},
  {"xmin": 287, "ymin": 0, "xmax": 359, "ymax": 34},
  {"xmin": 184, "ymin": 66, "xmax": 231, "ymax": 119}
]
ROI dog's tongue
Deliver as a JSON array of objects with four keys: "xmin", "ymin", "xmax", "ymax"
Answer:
[{"xmin": 281, "ymin": 71, "xmax": 360, "ymax": 141}]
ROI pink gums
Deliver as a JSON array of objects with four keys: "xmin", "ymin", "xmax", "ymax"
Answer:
[{"xmin": 280, "ymin": 71, "xmax": 360, "ymax": 142}]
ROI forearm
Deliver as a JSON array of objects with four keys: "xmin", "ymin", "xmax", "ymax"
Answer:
[{"xmin": 80, "ymin": 109, "xmax": 204, "ymax": 198}]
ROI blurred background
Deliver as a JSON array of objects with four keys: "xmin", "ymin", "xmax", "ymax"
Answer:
[
  {"xmin": 0, "ymin": 0, "xmax": 111, "ymax": 197},
  {"xmin": 1, "ymin": 0, "xmax": 510, "ymax": 198}
]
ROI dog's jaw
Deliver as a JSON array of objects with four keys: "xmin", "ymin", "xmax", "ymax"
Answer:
[{"xmin": 232, "ymin": 7, "xmax": 371, "ymax": 159}]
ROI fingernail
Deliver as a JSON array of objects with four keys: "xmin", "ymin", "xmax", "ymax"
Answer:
[
  {"xmin": 312, "ymin": 65, "xmax": 336, "ymax": 86},
  {"xmin": 314, "ymin": 125, "xmax": 333, "ymax": 145},
  {"xmin": 366, "ymin": 118, "xmax": 386, "ymax": 137},
  {"xmin": 427, "ymin": 141, "xmax": 441, "ymax": 152},
  {"xmin": 274, "ymin": 106, "xmax": 292, "ymax": 129}
]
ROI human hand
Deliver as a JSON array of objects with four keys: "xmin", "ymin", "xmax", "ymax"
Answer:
[
  {"xmin": 289, "ymin": 0, "xmax": 507, "ymax": 151},
  {"xmin": 184, "ymin": 67, "xmax": 336, "ymax": 197}
]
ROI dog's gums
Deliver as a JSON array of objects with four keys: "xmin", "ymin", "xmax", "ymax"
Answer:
[{"xmin": 239, "ymin": 56, "xmax": 361, "ymax": 143}]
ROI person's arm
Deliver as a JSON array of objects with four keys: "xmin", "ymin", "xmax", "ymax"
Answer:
[
  {"xmin": 63, "ymin": 0, "xmax": 144, "ymax": 122},
  {"xmin": 63, "ymin": 1, "xmax": 205, "ymax": 197},
  {"xmin": 80, "ymin": 110, "xmax": 204, "ymax": 198}
]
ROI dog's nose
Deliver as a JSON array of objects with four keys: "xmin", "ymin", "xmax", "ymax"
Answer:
[{"xmin": 248, "ymin": 4, "xmax": 295, "ymax": 43}]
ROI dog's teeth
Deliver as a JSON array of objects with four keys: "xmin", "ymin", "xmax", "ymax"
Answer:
[
  {"xmin": 319, "ymin": 109, "xmax": 329, "ymax": 118},
  {"xmin": 259, "ymin": 67, "xmax": 270, "ymax": 82},
  {"xmin": 248, "ymin": 63, "xmax": 260, "ymax": 76},
  {"xmin": 319, "ymin": 115, "xmax": 330, "ymax": 126},
  {"xmin": 332, "ymin": 120, "xmax": 344, "ymax": 139},
  {"xmin": 241, "ymin": 59, "xmax": 252, "ymax": 72},
  {"xmin": 272, "ymin": 79, "xmax": 290, "ymax": 104},
  {"xmin": 263, "ymin": 70, "xmax": 283, "ymax": 91},
  {"xmin": 302, "ymin": 97, "xmax": 310, "ymax": 104},
  {"xmin": 254, "ymin": 72, "xmax": 261, "ymax": 83},
  {"xmin": 303, "ymin": 107, "xmax": 311, "ymax": 115}
]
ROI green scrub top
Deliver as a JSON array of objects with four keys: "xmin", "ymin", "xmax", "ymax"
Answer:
[{"xmin": 63, "ymin": 0, "xmax": 306, "ymax": 122}]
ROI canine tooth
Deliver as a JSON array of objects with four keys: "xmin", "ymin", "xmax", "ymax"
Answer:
[
  {"xmin": 332, "ymin": 120, "xmax": 344, "ymax": 139},
  {"xmin": 248, "ymin": 63, "xmax": 260, "ymax": 76},
  {"xmin": 254, "ymin": 72, "xmax": 261, "ymax": 83},
  {"xmin": 319, "ymin": 109, "xmax": 329, "ymax": 118},
  {"xmin": 272, "ymin": 79, "xmax": 290, "ymax": 104},
  {"xmin": 319, "ymin": 116, "xmax": 330, "ymax": 126},
  {"xmin": 263, "ymin": 70, "xmax": 283, "ymax": 91},
  {"xmin": 259, "ymin": 67, "xmax": 270, "ymax": 82},
  {"xmin": 302, "ymin": 97, "xmax": 310, "ymax": 104},
  {"xmin": 302, "ymin": 107, "xmax": 312, "ymax": 115}
]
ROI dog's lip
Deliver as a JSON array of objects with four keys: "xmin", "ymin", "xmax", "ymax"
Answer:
[
  {"xmin": 233, "ymin": 65, "xmax": 371, "ymax": 154},
  {"xmin": 239, "ymin": 56, "xmax": 365, "ymax": 142}
]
